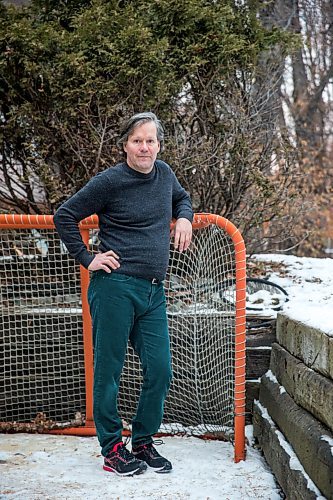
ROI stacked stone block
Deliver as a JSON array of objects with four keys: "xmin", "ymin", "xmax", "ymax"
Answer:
[{"xmin": 253, "ymin": 313, "xmax": 333, "ymax": 500}]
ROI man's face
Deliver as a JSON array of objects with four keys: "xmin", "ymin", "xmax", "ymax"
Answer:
[{"xmin": 124, "ymin": 121, "xmax": 160, "ymax": 174}]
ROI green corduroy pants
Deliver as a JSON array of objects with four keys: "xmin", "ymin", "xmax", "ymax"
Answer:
[{"xmin": 88, "ymin": 271, "xmax": 172, "ymax": 457}]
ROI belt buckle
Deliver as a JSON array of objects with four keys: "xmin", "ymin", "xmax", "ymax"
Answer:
[{"xmin": 152, "ymin": 278, "xmax": 159, "ymax": 284}]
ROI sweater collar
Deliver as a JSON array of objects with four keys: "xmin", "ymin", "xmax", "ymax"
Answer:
[{"xmin": 122, "ymin": 161, "xmax": 156, "ymax": 179}]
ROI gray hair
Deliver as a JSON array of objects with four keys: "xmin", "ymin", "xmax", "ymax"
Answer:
[{"xmin": 117, "ymin": 112, "xmax": 165, "ymax": 152}]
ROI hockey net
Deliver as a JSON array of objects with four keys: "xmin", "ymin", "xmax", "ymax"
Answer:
[{"xmin": 0, "ymin": 213, "xmax": 246, "ymax": 462}]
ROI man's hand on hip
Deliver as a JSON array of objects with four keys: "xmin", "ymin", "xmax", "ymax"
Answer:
[
  {"xmin": 172, "ymin": 218, "xmax": 192, "ymax": 252},
  {"xmin": 88, "ymin": 250, "xmax": 120, "ymax": 273}
]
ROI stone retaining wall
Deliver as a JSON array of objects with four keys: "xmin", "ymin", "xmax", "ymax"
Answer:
[{"xmin": 253, "ymin": 313, "xmax": 333, "ymax": 500}]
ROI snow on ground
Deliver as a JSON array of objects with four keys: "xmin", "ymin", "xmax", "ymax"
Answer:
[
  {"xmin": 0, "ymin": 431, "xmax": 282, "ymax": 500},
  {"xmin": 252, "ymin": 254, "xmax": 333, "ymax": 335},
  {"xmin": 1, "ymin": 254, "xmax": 332, "ymax": 499}
]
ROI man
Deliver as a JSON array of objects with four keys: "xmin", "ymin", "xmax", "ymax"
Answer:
[{"xmin": 54, "ymin": 112, "xmax": 193, "ymax": 476}]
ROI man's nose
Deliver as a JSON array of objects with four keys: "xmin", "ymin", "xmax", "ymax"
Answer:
[{"xmin": 140, "ymin": 141, "xmax": 149, "ymax": 150}]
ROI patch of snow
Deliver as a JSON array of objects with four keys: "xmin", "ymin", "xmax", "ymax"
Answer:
[
  {"xmin": 252, "ymin": 255, "xmax": 333, "ymax": 336},
  {"xmin": 255, "ymin": 401, "xmax": 275, "ymax": 427},
  {"xmin": 245, "ymin": 424, "xmax": 255, "ymax": 447},
  {"xmin": 246, "ymin": 289, "xmax": 288, "ymax": 310},
  {"xmin": 265, "ymin": 370, "xmax": 286, "ymax": 394},
  {"xmin": 321, "ymin": 435, "xmax": 333, "ymax": 457},
  {"xmin": 0, "ymin": 434, "xmax": 283, "ymax": 500}
]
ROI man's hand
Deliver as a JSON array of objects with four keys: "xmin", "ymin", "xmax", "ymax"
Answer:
[
  {"xmin": 88, "ymin": 250, "xmax": 120, "ymax": 273},
  {"xmin": 171, "ymin": 218, "xmax": 192, "ymax": 252}
]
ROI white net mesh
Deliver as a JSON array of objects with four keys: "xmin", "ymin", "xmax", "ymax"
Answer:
[
  {"xmin": 0, "ymin": 222, "xmax": 237, "ymax": 437},
  {"xmin": 0, "ymin": 229, "xmax": 86, "ymax": 430},
  {"xmin": 119, "ymin": 225, "xmax": 236, "ymax": 436}
]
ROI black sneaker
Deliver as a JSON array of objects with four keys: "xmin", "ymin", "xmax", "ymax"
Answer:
[
  {"xmin": 103, "ymin": 442, "xmax": 147, "ymax": 476},
  {"xmin": 132, "ymin": 441, "xmax": 172, "ymax": 473}
]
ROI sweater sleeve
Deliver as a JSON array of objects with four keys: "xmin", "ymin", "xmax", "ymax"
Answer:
[
  {"xmin": 171, "ymin": 171, "xmax": 193, "ymax": 222},
  {"xmin": 53, "ymin": 172, "xmax": 109, "ymax": 268}
]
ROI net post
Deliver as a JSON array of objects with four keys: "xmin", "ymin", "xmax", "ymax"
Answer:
[
  {"xmin": 79, "ymin": 228, "xmax": 94, "ymax": 428},
  {"xmin": 233, "ymin": 236, "xmax": 247, "ymax": 463},
  {"xmin": 234, "ymin": 236, "xmax": 247, "ymax": 463},
  {"xmin": 208, "ymin": 215, "xmax": 247, "ymax": 462}
]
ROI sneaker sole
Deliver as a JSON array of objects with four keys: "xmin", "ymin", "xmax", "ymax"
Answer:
[
  {"xmin": 148, "ymin": 463, "xmax": 172, "ymax": 474},
  {"xmin": 154, "ymin": 467, "xmax": 172, "ymax": 474},
  {"xmin": 103, "ymin": 464, "xmax": 147, "ymax": 476}
]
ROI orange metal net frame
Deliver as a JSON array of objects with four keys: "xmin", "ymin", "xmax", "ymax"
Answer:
[{"xmin": 0, "ymin": 213, "xmax": 246, "ymax": 462}]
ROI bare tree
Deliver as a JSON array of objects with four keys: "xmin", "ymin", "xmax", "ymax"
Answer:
[
  {"xmin": 260, "ymin": 0, "xmax": 333, "ymax": 255},
  {"xmin": 164, "ymin": 60, "xmax": 303, "ymax": 254}
]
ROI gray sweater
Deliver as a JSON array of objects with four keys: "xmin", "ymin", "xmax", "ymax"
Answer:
[{"xmin": 53, "ymin": 160, "xmax": 193, "ymax": 281}]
